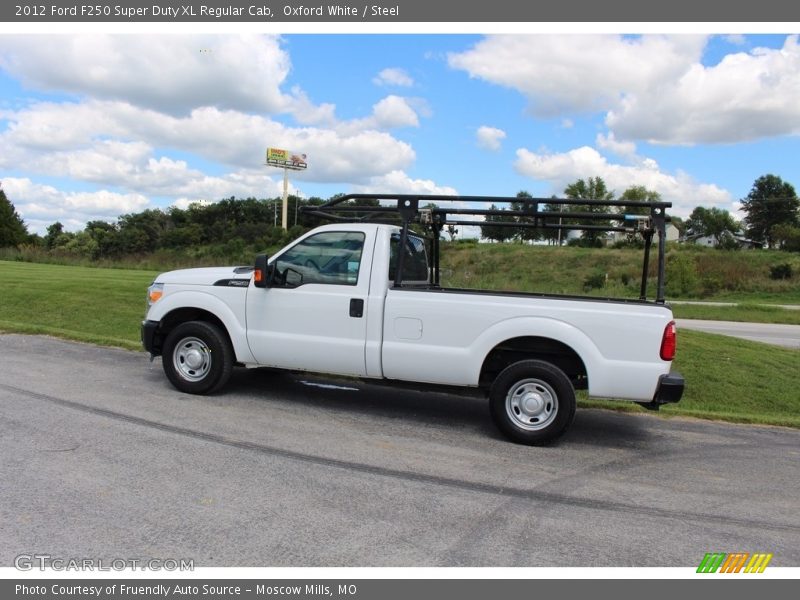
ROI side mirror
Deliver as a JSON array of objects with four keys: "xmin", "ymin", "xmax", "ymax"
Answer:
[{"xmin": 253, "ymin": 254, "xmax": 272, "ymax": 288}]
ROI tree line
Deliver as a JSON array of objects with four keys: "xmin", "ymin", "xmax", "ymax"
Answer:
[
  {"xmin": 1, "ymin": 173, "xmax": 798, "ymax": 258},
  {"xmin": 479, "ymin": 179, "xmax": 663, "ymax": 246},
  {"xmin": 0, "ymin": 192, "xmax": 332, "ymax": 260},
  {"xmin": 479, "ymin": 174, "xmax": 800, "ymax": 251}
]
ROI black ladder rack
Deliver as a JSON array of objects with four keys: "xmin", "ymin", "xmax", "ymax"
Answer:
[{"xmin": 300, "ymin": 194, "xmax": 673, "ymax": 303}]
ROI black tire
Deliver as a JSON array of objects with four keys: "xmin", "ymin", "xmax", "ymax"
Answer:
[
  {"xmin": 162, "ymin": 321, "xmax": 233, "ymax": 395},
  {"xmin": 489, "ymin": 359, "xmax": 576, "ymax": 445}
]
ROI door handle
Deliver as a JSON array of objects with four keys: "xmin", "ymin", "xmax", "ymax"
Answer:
[{"xmin": 349, "ymin": 298, "xmax": 364, "ymax": 318}]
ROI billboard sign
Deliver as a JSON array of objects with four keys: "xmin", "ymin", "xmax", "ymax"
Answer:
[{"xmin": 266, "ymin": 147, "xmax": 307, "ymax": 170}]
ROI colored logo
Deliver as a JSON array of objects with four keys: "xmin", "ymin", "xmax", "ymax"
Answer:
[{"xmin": 697, "ymin": 553, "xmax": 773, "ymax": 573}]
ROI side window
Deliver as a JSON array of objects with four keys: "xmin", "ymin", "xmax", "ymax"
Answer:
[
  {"xmin": 274, "ymin": 231, "xmax": 365, "ymax": 287},
  {"xmin": 389, "ymin": 233, "xmax": 429, "ymax": 283}
]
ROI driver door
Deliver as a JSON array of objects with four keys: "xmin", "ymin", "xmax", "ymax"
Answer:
[{"xmin": 245, "ymin": 230, "xmax": 373, "ymax": 376}]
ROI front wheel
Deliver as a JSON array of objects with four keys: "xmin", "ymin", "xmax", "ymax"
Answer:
[
  {"xmin": 162, "ymin": 321, "xmax": 233, "ymax": 394},
  {"xmin": 489, "ymin": 360, "xmax": 576, "ymax": 445}
]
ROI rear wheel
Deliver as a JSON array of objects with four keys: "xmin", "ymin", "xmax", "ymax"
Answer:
[
  {"xmin": 489, "ymin": 359, "xmax": 576, "ymax": 445},
  {"xmin": 162, "ymin": 321, "xmax": 233, "ymax": 394}
]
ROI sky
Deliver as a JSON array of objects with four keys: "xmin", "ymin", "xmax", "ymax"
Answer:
[{"xmin": 1, "ymin": 33, "xmax": 799, "ymax": 234}]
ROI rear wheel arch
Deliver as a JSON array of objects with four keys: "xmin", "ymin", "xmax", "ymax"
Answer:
[{"xmin": 479, "ymin": 336, "xmax": 588, "ymax": 390}]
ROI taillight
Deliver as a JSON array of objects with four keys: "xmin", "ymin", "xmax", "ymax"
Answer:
[{"xmin": 660, "ymin": 320, "xmax": 677, "ymax": 361}]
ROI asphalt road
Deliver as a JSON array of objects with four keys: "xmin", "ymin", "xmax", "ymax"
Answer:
[
  {"xmin": 1, "ymin": 333, "xmax": 799, "ymax": 567},
  {"xmin": 676, "ymin": 319, "xmax": 800, "ymax": 348}
]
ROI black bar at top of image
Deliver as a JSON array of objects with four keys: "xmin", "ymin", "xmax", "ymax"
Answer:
[{"xmin": 3, "ymin": 0, "xmax": 800, "ymax": 23}]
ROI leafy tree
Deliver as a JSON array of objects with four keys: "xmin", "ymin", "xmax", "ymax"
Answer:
[
  {"xmin": 44, "ymin": 222, "xmax": 64, "ymax": 249},
  {"xmin": 771, "ymin": 223, "xmax": 800, "ymax": 252},
  {"xmin": 617, "ymin": 186, "xmax": 662, "ymax": 245},
  {"xmin": 685, "ymin": 206, "xmax": 740, "ymax": 245},
  {"xmin": 63, "ymin": 231, "xmax": 100, "ymax": 259},
  {"xmin": 117, "ymin": 209, "xmax": 169, "ymax": 254},
  {"xmin": 0, "ymin": 186, "xmax": 28, "ymax": 247},
  {"xmin": 340, "ymin": 195, "xmax": 382, "ymax": 221},
  {"xmin": 510, "ymin": 190, "xmax": 542, "ymax": 243},
  {"xmin": 85, "ymin": 220, "xmax": 120, "ymax": 257},
  {"xmin": 539, "ymin": 197, "xmax": 566, "ymax": 246},
  {"xmin": 43, "ymin": 221, "xmax": 76, "ymax": 249},
  {"xmin": 480, "ymin": 204, "xmax": 515, "ymax": 242},
  {"xmin": 619, "ymin": 186, "xmax": 662, "ymax": 212},
  {"xmin": 740, "ymin": 174, "xmax": 799, "ymax": 248},
  {"xmin": 564, "ymin": 177, "xmax": 614, "ymax": 246},
  {"xmin": 161, "ymin": 224, "xmax": 204, "ymax": 249},
  {"xmin": 297, "ymin": 196, "xmax": 326, "ymax": 228}
]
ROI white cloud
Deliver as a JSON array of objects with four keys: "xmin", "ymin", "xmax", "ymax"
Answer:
[
  {"xmin": 285, "ymin": 87, "xmax": 337, "ymax": 126},
  {"xmin": 450, "ymin": 34, "xmax": 800, "ymax": 145},
  {"xmin": 513, "ymin": 146, "xmax": 732, "ymax": 217},
  {"xmin": 724, "ymin": 34, "xmax": 747, "ymax": 46},
  {"xmin": 171, "ymin": 198, "xmax": 212, "ymax": 210},
  {"xmin": 2, "ymin": 177, "xmax": 150, "ymax": 233},
  {"xmin": 1, "ymin": 99, "xmax": 417, "ymax": 185},
  {"xmin": 595, "ymin": 132, "xmax": 637, "ymax": 160},
  {"xmin": 2, "ymin": 169, "xmax": 294, "ymax": 234},
  {"xmin": 370, "ymin": 95, "xmax": 420, "ymax": 128},
  {"xmin": 337, "ymin": 95, "xmax": 421, "ymax": 135},
  {"xmin": 476, "ymin": 126, "xmax": 507, "ymax": 151},
  {"xmin": 0, "ymin": 35, "xmax": 294, "ymax": 115},
  {"xmin": 353, "ymin": 170, "xmax": 457, "ymax": 196},
  {"xmin": 608, "ymin": 35, "xmax": 800, "ymax": 144},
  {"xmin": 0, "ymin": 101, "xmax": 123, "ymax": 153},
  {"xmin": 373, "ymin": 68, "xmax": 414, "ymax": 87},
  {"xmin": 449, "ymin": 35, "xmax": 706, "ymax": 118},
  {"xmin": 0, "ymin": 35, "xmax": 442, "ymax": 235}
]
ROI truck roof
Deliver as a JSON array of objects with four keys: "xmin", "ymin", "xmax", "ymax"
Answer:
[{"xmin": 309, "ymin": 222, "xmax": 401, "ymax": 235}]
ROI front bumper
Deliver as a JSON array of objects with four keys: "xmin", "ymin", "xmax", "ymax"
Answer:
[
  {"xmin": 638, "ymin": 372, "xmax": 684, "ymax": 411},
  {"xmin": 141, "ymin": 320, "xmax": 161, "ymax": 355}
]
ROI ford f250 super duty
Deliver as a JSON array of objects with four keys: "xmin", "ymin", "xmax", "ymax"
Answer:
[{"xmin": 142, "ymin": 194, "xmax": 683, "ymax": 445}]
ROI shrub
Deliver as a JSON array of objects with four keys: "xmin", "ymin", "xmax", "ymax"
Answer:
[
  {"xmin": 666, "ymin": 253, "xmax": 699, "ymax": 297},
  {"xmin": 770, "ymin": 263, "xmax": 793, "ymax": 280},
  {"xmin": 583, "ymin": 272, "xmax": 607, "ymax": 291},
  {"xmin": 700, "ymin": 275, "xmax": 724, "ymax": 297}
]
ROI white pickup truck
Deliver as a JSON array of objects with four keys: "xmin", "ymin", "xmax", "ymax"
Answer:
[{"xmin": 142, "ymin": 195, "xmax": 683, "ymax": 444}]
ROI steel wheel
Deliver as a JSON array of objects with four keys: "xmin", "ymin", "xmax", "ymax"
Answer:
[
  {"xmin": 505, "ymin": 378, "xmax": 559, "ymax": 431},
  {"xmin": 172, "ymin": 336, "xmax": 212, "ymax": 382},
  {"xmin": 162, "ymin": 321, "xmax": 233, "ymax": 395},
  {"xmin": 489, "ymin": 359, "xmax": 576, "ymax": 445}
]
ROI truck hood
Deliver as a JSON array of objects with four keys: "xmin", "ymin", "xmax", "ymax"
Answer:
[{"xmin": 156, "ymin": 266, "xmax": 254, "ymax": 286}]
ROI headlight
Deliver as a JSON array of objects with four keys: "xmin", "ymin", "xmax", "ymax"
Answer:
[{"xmin": 146, "ymin": 282, "xmax": 164, "ymax": 309}]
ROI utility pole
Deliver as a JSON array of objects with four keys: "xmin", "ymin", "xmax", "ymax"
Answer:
[
  {"xmin": 266, "ymin": 148, "xmax": 307, "ymax": 230},
  {"xmin": 282, "ymin": 168, "xmax": 289, "ymax": 230}
]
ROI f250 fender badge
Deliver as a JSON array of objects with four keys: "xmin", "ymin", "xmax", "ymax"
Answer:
[{"xmin": 213, "ymin": 279, "xmax": 250, "ymax": 287}]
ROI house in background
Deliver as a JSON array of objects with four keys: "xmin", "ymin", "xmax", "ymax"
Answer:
[
  {"xmin": 682, "ymin": 233, "xmax": 763, "ymax": 249},
  {"xmin": 609, "ymin": 222, "xmax": 680, "ymax": 245}
]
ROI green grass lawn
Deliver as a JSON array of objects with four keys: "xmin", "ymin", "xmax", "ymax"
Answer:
[
  {"xmin": 0, "ymin": 261, "xmax": 156, "ymax": 350},
  {"xmin": 671, "ymin": 303, "xmax": 800, "ymax": 325},
  {"xmin": 439, "ymin": 241, "xmax": 800, "ymax": 305},
  {"xmin": 2, "ymin": 260, "xmax": 798, "ymax": 428}
]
